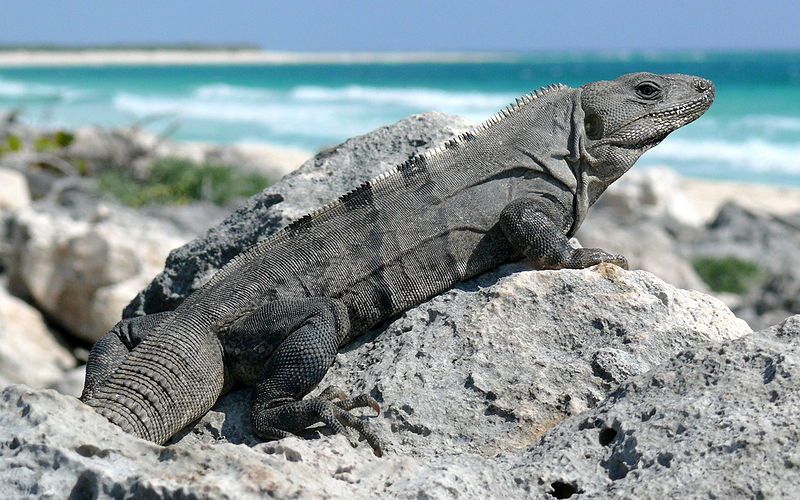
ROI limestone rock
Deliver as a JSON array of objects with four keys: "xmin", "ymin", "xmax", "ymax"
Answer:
[
  {"xmin": 577, "ymin": 215, "xmax": 708, "ymax": 292},
  {"xmin": 0, "ymin": 266, "xmax": 753, "ymax": 498},
  {"xmin": 515, "ymin": 315, "xmax": 800, "ymax": 498},
  {"xmin": 577, "ymin": 167, "xmax": 707, "ymax": 292},
  {"xmin": 0, "ymin": 285, "xmax": 74, "ymax": 388},
  {"xmin": 5, "ymin": 202, "xmax": 189, "ymax": 341},
  {"xmin": 47, "ymin": 365, "xmax": 86, "ymax": 398},
  {"xmin": 596, "ymin": 166, "xmax": 702, "ymax": 228},
  {"xmin": 308, "ymin": 264, "xmax": 749, "ymax": 457},
  {"xmin": 0, "ymin": 167, "xmax": 30, "ymax": 211},
  {"xmin": 685, "ymin": 203, "xmax": 800, "ymax": 329}
]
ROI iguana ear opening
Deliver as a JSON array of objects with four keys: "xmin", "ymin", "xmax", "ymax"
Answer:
[{"xmin": 584, "ymin": 113, "xmax": 603, "ymax": 140}]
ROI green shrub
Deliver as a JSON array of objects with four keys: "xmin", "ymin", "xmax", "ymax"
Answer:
[
  {"xmin": 692, "ymin": 257, "xmax": 761, "ymax": 294},
  {"xmin": 98, "ymin": 157, "xmax": 270, "ymax": 207},
  {"xmin": 5, "ymin": 134, "xmax": 21, "ymax": 152},
  {"xmin": 0, "ymin": 134, "xmax": 21, "ymax": 155},
  {"xmin": 34, "ymin": 130, "xmax": 74, "ymax": 152},
  {"xmin": 54, "ymin": 130, "xmax": 75, "ymax": 148}
]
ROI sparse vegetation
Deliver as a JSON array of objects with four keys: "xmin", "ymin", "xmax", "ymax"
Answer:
[
  {"xmin": 0, "ymin": 134, "xmax": 22, "ymax": 155},
  {"xmin": 693, "ymin": 257, "xmax": 761, "ymax": 294},
  {"xmin": 33, "ymin": 130, "xmax": 74, "ymax": 152},
  {"xmin": 0, "ymin": 130, "xmax": 74, "ymax": 155},
  {"xmin": 98, "ymin": 157, "xmax": 270, "ymax": 207}
]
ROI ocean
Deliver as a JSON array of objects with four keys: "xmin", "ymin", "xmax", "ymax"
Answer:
[{"xmin": 0, "ymin": 51, "xmax": 798, "ymax": 185}]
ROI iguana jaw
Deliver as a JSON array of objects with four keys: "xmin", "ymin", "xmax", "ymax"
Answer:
[
  {"xmin": 579, "ymin": 73, "xmax": 716, "ymax": 157},
  {"xmin": 602, "ymin": 84, "xmax": 716, "ymax": 151}
]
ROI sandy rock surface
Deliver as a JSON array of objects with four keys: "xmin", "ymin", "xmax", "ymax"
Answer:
[
  {"xmin": 0, "ymin": 167, "xmax": 30, "ymax": 210},
  {"xmin": 515, "ymin": 315, "xmax": 800, "ymax": 498},
  {"xmin": 0, "ymin": 285, "xmax": 74, "ymax": 388},
  {"xmin": 5, "ymin": 201, "xmax": 190, "ymax": 341}
]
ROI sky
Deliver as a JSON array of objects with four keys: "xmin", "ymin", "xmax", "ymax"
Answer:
[{"xmin": 0, "ymin": 0, "xmax": 798, "ymax": 52}]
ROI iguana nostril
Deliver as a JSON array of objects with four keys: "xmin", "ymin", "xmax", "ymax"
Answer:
[{"xmin": 694, "ymin": 78, "xmax": 711, "ymax": 92}]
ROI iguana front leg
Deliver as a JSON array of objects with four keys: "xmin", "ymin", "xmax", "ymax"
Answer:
[
  {"xmin": 500, "ymin": 197, "xmax": 628, "ymax": 270},
  {"xmin": 223, "ymin": 297, "xmax": 383, "ymax": 456},
  {"xmin": 81, "ymin": 311, "xmax": 175, "ymax": 401}
]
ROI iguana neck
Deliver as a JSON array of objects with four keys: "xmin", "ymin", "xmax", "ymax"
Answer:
[{"xmin": 485, "ymin": 85, "xmax": 592, "ymax": 235}]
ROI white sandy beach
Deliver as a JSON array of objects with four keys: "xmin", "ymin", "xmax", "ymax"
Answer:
[
  {"xmin": 0, "ymin": 50, "xmax": 514, "ymax": 67},
  {"xmin": 681, "ymin": 177, "xmax": 800, "ymax": 221}
]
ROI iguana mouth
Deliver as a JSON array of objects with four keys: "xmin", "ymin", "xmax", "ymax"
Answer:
[{"xmin": 596, "ymin": 89, "xmax": 715, "ymax": 150}]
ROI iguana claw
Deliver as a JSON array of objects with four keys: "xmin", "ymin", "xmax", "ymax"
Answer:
[{"xmin": 252, "ymin": 392, "xmax": 384, "ymax": 457}]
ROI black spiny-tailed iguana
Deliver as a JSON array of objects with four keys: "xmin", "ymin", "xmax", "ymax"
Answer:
[{"xmin": 80, "ymin": 72, "xmax": 715, "ymax": 456}]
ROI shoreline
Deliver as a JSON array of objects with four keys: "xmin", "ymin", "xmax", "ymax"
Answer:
[
  {"xmin": 680, "ymin": 177, "xmax": 800, "ymax": 221},
  {"xmin": 0, "ymin": 50, "xmax": 516, "ymax": 67}
]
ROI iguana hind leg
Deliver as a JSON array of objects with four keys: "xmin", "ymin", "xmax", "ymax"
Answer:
[
  {"xmin": 81, "ymin": 311, "xmax": 174, "ymax": 401},
  {"xmin": 224, "ymin": 297, "xmax": 383, "ymax": 456},
  {"xmin": 500, "ymin": 197, "xmax": 628, "ymax": 270}
]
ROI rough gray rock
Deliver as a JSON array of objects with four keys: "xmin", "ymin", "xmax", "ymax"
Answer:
[
  {"xmin": 123, "ymin": 112, "xmax": 475, "ymax": 317},
  {"xmin": 594, "ymin": 167, "xmax": 702, "ymax": 228},
  {"xmin": 0, "ymin": 266, "xmax": 752, "ymax": 498},
  {"xmin": 0, "ymin": 167, "xmax": 30, "ymax": 210},
  {"xmin": 0, "ymin": 284, "xmax": 74, "ymax": 388},
  {"xmin": 308, "ymin": 263, "xmax": 749, "ymax": 458},
  {"xmin": 577, "ymin": 167, "xmax": 707, "ymax": 292},
  {"xmin": 689, "ymin": 202, "xmax": 800, "ymax": 274},
  {"xmin": 685, "ymin": 202, "xmax": 800, "ymax": 329},
  {"xmin": 4, "ymin": 199, "xmax": 191, "ymax": 341},
  {"xmin": 513, "ymin": 314, "xmax": 800, "ymax": 498},
  {"xmin": 577, "ymin": 214, "xmax": 707, "ymax": 292}
]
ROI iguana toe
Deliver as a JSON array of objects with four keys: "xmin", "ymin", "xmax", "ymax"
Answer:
[{"xmin": 252, "ymin": 396, "xmax": 384, "ymax": 456}]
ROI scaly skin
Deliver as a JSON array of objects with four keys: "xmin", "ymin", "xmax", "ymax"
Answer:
[{"xmin": 81, "ymin": 73, "xmax": 715, "ymax": 456}]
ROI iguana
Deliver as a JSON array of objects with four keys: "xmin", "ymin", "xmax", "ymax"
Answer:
[{"xmin": 80, "ymin": 72, "xmax": 715, "ymax": 456}]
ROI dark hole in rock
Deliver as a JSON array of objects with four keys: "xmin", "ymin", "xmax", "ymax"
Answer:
[
  {"xmin": 75, "ymin": 444, "xmax": 103, "ymax": 458},
  {"xmin": 550, "ymin": 480, "xmax": 581, "ymax": 498},
  {"xmin": 599, "ymin": 427, "xmax": 617, "ymax": 446},
  {"xmin": 657, "ymin": 451, "xmax": 674, "ymax": 468},
  {"xmin": 607, "ymin": 461, "xmax": 629, "ymax": 481}
]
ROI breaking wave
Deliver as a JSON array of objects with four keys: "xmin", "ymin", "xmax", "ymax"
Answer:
[
  {"xmin": 0, "ymin": 77, "xmax": 85, "ymax": 101},
  {"xmin": 645, "ymin": 138, "xmax": 800, "ymax": 174},
  {"xmin": 112, "ymin": 84, "xmax": 516, "ymax": 138},
  {"xmin": 192, "ymin": 83, "xmax": 276, "ymax": 100},
  {"xmin": 289, "ymin": 85, "xmax": 515, "ymax": 110}
]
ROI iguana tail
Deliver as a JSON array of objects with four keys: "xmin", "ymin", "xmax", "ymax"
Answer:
[{"xmin": 82, "ymin": 329, "xmax": 226, "ymax": 444}]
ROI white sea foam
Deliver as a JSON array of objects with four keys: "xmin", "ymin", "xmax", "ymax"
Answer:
[
  {"xmin": 112, "ymin": 92, "xmax": 376, "ymax": 138},
  {"xmin": 737, "ymin": 115, "xmax": 800, "ymax": 132},
  {"xmin": 191, "ymin": 83, "xmax": 515, "ymax": 111},
  {"xmin": 290, "ymin": 85, "xmax": 515, "ymax": 110},
  {"xmin": 112, "ymin": 84, "xmax": 521, "ymax": 142},
  {"xmin": 0, "ymin": 77, "xmax": 85, "ymax": 101},
  {"xmin": 647, "ymin": 138, "xmax": 800, "ymax": 174},
  {"xmin": 193, "ymin": 83, "xmax": 276, "ymax": 100}
]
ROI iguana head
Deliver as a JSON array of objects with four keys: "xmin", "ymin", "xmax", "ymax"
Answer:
[{"xmin": 578, "ymin": 72, "xmax": 714, "ymax": 196}]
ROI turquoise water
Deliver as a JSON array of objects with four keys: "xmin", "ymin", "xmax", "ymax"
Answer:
[{"xmin": 0, "ymin": 51, "xmax": 798, "ymax": 184}]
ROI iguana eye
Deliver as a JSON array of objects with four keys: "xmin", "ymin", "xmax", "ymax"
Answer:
[{"xmin": 635, "ymin": 82, "xmax": 661, "ymax": 99}]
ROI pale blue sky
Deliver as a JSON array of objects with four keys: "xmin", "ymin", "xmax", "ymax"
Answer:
[{"xmin": 0, "ymin": 0, "xmax": 798, "ymax": 51}]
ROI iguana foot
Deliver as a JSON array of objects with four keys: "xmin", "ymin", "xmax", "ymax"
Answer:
[
  {"xmin": 252, "ymin": 392, "xmax": 383, "ymax": 456},
  {"xmin": 568, "ymin": 247, "xmax": 629, "ymax": 270},
  {"xmin": 319, "ymin": 385, "xmax": 381, "ymax": 414}
]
